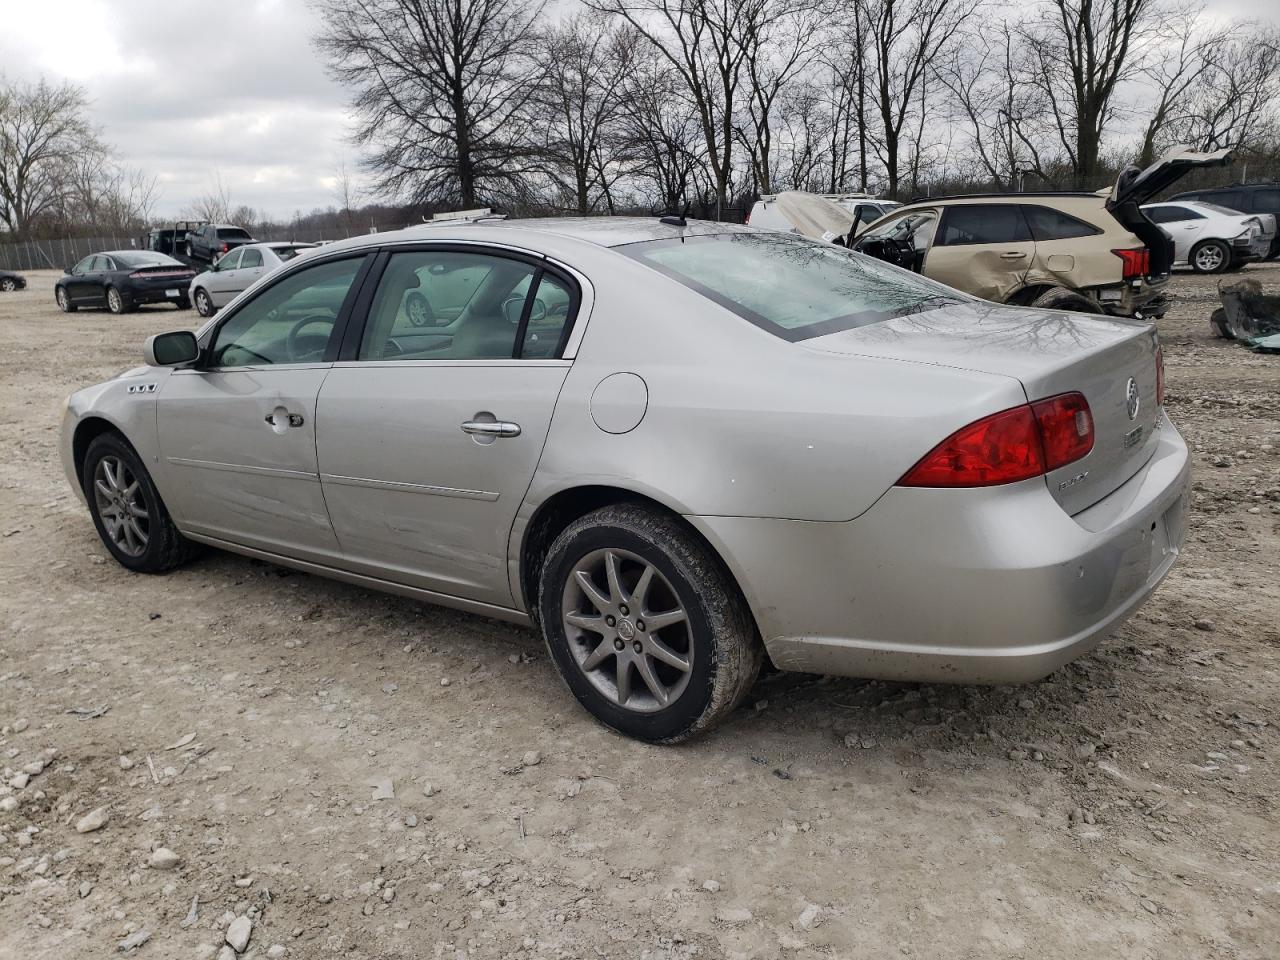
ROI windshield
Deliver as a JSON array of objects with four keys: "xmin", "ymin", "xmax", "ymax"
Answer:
[
  {"xmin": 217, "ymin": 228, "xmax": 252, "ymax": 240},
  {"xmin": 620, "ymin": 232, "xmax": 964, "ymax": 341},
  {"xmin": 114, "ymin": 252, "xmax": 182, "ymax": 268}
]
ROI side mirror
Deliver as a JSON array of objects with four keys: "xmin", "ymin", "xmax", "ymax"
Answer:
[
  {"xmin": 145, "ymin": 331, "xmax": 199, "ymax": 367},
  {"xmin": 64, "ymin": 265, "xmax": 73, "ymax": 275}
]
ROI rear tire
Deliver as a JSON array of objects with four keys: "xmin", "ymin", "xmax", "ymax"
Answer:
[
  {"xmin": 193, "ymin": 288, "xmax": 215, "ymax": 318},
  {"xmin": 1029, "ymin": 287, "xmax": 1103, "ymax": 314},
  {"xmin": 106, "ymin": 287, "xmax": 134, "ymax": 314},
  {"xmin": 82, "ymin": 432, "xmax": 199, "ymax": 573},
  {"xmin": 0, "ymin": 278, "xmax": 15, "ymax": 292},
  {"xmin": 1190, "ymin": 239, "xmax": 1230, "ymax": 274},
  {"xmin": 538, "ymin": 503, "xmax": 761, "ymax": 743}
]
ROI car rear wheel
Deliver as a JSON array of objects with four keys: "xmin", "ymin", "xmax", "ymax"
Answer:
[
  {"xmin": 1190, "ymin": 239, "xmax": 1230, "ymax": 274},
  {"xmin": 538, "ymin": 503, "xmax": 761, "ymax": 742},
  {"xmin": 83, "ymin": 432, "xmax": 198, "ymax": 573},
  {"xmin": 193, "ymin": 288, "xmax": 215, "ymax": 317},
  {"xmin": 1029, "ymin": 287, "xmax": 1102, "ymax": 314},
  {"xmin": 0, "ymin": 278, "xmax": 15, "ymax": 292},
  {"xmin": 106, "ymin": 287, "xmax": 134, "ymax": 314},
  {"xmin": 56, "ymin": 287, "xmax": 77, "ymax": 312}
]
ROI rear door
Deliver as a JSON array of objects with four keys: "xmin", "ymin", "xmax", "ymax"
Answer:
[
  {"xmin": 315, "ymin": 245, "xmax": 580, "ymax": 607},
  {"xmin": 156, "ymin": 254, "xmax": 370, "ymax": 561},
  {"xmin": 926, "ymin": 204, "xmax": 1035, "ymax": 302}
]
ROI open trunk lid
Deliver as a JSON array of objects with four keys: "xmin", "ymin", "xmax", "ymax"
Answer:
[
  {"xmin": 804, "ymin": 302, "xmax": 1163, "ymax": 515},
  {"xmin": 1105, "ymin": 145, "xmax": 1234, "ymax": 276}
]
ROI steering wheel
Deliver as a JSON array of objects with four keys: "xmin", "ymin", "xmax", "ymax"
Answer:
[{"xmin": 286, "ymin": 315, "xmax": 333, "ymax": 360}]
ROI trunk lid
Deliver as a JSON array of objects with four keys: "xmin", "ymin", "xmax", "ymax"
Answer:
[
  {"xmin": 804, "ymin": 301, "xmax": 1162, "ymax": 514},
  {"xmin": 1105, "ymin": 145, "xmax": 1234, "ymax": 276}
]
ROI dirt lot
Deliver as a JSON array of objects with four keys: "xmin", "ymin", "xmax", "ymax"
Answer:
[{"xmin": 1, "ymin": 264, "xmax": 1277, "ymax": 960}]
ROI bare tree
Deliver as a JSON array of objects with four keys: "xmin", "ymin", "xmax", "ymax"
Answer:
[
  {"xmin": 861, "ymin": 0, "xmax": 979, "ymax": 198},
  {"xmin": 1135, "ymin": 3, "xmax": 1222, "ymax": 166},
  {"xmin": 1021, "ymin": 0, "xmax": 1162, "ymax": 184},
  {"xmin": 314, "ymin": 0, "xmax": 546, "ymax": 209},
  {"xmin": 332, "ymin": 157, "xmax": 364, "ymax": 231},
  {"xmin": 0, "ymin": 78, "xmax": 101, "ymax": 236},
  {"xmin": 187, "ymin": 171, "xmax": 234, "ymax": 222},
  {"xmin": 533, "ymin": 14, "xmax": 635, "ymax": 215},
  {"xmin": 1175, "ymin": 26, "xmax": 1280, "ymax": 154}
]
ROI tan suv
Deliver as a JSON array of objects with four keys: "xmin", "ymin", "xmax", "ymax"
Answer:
[{"xmin": 851, "ymin": 147, "xmax": 1232, "ymax": 319}]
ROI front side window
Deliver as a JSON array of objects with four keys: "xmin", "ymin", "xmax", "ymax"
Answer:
[
  {"xmin": 859, "ymin": 211, "xmax": 938, "ymax": 252},
  {"xmin": 209, "ymin": 256, "xmax": 363, "ymax": 367},
  {"xmin": 240, "ymin": 248, "xmax": 264, "ymax": 269},
  {"xmin": 74, "ymin": 256, "xmax": 94, "ymax": 274},
  {"xmin": 621, "ymin": 232, "xmax": 964, "ymax": 342},
  {"xmin": 217, "ymin": 249, "xmax": 243, "ymax": 272},
  {"xmin": 357, "ymin": 250, "xmax": 575, "ymax": 361},
  {"xmin": 937, "ymin": 204, "xmax": 1032, "ymax": 245}
]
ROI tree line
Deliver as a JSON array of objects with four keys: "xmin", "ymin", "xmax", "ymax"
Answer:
[
  {"xmin": 3, "ymin": 0, "xmax": 1279, "ymax": 242},
  {"xmin": 314, "ymin": 0, "xmax": 1280, "ymax": 217}
]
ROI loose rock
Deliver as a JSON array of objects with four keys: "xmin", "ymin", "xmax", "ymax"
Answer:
[
  {"xmin": 75, "ymin": 806, "xmax": 110, "ymax": 833},
  {"xmin": 225, "ymin": 915, "xmax": 253, "ymax": 952},
  {"xmin": 150, "ymin": 847, "xmax": 182, "ymax": 870}
]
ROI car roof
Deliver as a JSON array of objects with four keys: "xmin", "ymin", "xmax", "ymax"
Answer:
[
  {"xmin": 313, "ymin": 217, "xmax": 757, "ymax": 256},
  {"xmin": 900, "ymin": 192, "xmax": 1102, "ymax": 206},
  {"xmin": 98, "ymin": 250, "xmax": 176, "ymax": 258}
]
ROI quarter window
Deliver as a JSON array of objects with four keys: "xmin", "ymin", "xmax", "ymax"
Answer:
[
  {"xmin": 1023, "ymin": 205, "xmax": 1104, "ymax": 239},
  {"xmin": 937, "ymin": 205, "xmax": 1032, "ymax": 245},
  {"xmin": 209, "ymin": 256, "xmax": 363, "ymax": 367},
  {"xmin": 357, "ymin": 250, "xmax": 576, "ymax": 361}
]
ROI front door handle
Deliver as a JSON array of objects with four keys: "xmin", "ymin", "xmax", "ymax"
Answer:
[
  {"xmin": 461, "ymin": 420, "xmax": 521, "ymax": 439},
  {"xmin": 999, "ymin": 251, "xmax": 1028, "ymax": 260},
  {"xmin": 265, "ymin": 411, "xmax": 305, "ymax": 428}
]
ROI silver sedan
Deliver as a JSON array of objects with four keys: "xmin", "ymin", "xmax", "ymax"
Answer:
[
  {"xmin": 189, "ymin": 241, "xmax": 318, "ymax": 317},
  {"xmin": 59, "ymin": 218, "xmax": 1188, "ymax": 742}
]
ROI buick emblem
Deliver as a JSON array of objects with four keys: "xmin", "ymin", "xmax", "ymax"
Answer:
[{"xmin": 1125, "ymin": 377, "xmax": 1140, "ymax": 420}]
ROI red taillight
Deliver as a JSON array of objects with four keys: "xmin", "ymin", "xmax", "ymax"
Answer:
[
  {"xmin": 1031, "ymin": 392, "xmax": 1094, "ymax": 471},
  {"xmin": 1155, "ymin": 345, "xmax": 1165, "ymax": 406},
  {"xmin": 221, "ymin": 242, "xmax": 229, "ymax": 253},
  {"xmin": 899, "ymin": 393, "xmax": 1094, "ymax": 488},
  {"xmin": 1112, "ymin": 247, "xmax": 1149, "ymax": 280}
]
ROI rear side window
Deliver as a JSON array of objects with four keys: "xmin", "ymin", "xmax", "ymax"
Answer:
[
  {"xmin": 1144, "ymin": 205, "xmax": 1203, "ymax": 224},
  {"xmin": 1254, "ymin": 190, "xmax": 1280, "ymax": 213},
  {"xmin": 621, "ymin": 232, "xmax": 963, "ymax": 342},
  {"xmin": 937, "ymin": 205, "xmax": 1031, "ymax": 245},
  {"xmin": 1191, "ymin": 191, "xmax": 1242, "ymax": 211},
  {"xmin": 1021, "ymin": 205, "xmax": 1103, "ymax": 240}
]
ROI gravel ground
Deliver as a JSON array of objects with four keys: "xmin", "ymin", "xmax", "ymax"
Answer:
[{"xmin": 1, "ymin": 264, "xmax": 1277, "ymax": 960}]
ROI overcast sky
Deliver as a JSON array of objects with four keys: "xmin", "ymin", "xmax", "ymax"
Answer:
[
  {"xmin": 2, "ymin": 0, "xmax": 1277, "ymax": 221},
  {"xmin": 0, "ymin": 0, "xmax": 363, "ymax": 221}
]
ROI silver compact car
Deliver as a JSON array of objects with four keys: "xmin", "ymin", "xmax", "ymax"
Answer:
[
  {"xmin": 60, "ymin": 218, "xmax": 1188, "ymax": 742},
  {"xmin": 189, "ymin": 241, "xmax": 318, "ymax": 318}
]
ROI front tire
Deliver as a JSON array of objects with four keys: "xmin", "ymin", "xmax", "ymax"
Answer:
[
  {"xmin": 56, "ymin": 287, "xmax": 77, "ymax": 312},
  {"xmin": 83, "ymin": 432, "xmax": 197, "ymax": 573},
  {"xmin": 538, "ymin": 504, "xmax": 761, "ymax": 742},
  {"xmin": 193, "ymin": 288, "xmax": 215, "ymax": 317},
  {"xmin": 1190, "ymin": 239, "xmax": 1230, "ymax": 274}
]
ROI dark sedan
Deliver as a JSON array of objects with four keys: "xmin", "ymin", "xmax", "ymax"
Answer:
[
  {"xmin": 0, "ymin": 269, "xmax": 27, "ymax": 292},
  {"xmin": 56, "ymin": 251, "xmax": 196, "ymax": 314}
]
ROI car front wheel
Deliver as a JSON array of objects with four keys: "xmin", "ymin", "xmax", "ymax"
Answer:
[
  {"xmin": 1190, "ymin": 239, "xmax": 1230, "ymax": 274},
  {"xmin": 83, "ymin": 432, "xmax": 197, "ymax": 573},
  {"xmin": 56, "ymin": 287, "xmax": 77, "ymax": 312},
  {"xmin": 538, "ymin": 503, "xmax": 761, "ymax": 742}
]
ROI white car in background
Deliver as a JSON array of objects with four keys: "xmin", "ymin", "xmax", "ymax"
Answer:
[
  {"xmin": 189, "ymin": 242, "xmax": 318, "ymax": 317},
  {"xmin": 1141, "ymin": 200, "xmax": 1275, "ymax": 274},
  {"xmin": 748, "ymin": 193, "xmax": 897, "ymax": 235}
]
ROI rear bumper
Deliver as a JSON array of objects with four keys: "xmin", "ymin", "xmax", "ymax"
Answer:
[
  {"xmin": 690, "ymin": 411, "xmax": 1189, "ymax": 685},
  {"xmin": 123, "ymin": 281, "xmax": 193, "ymax": 305}
]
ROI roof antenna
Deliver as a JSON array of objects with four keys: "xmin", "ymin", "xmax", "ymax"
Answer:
[{"xmin": 659, "ymin": 199, "xmax": 691, "ymax": 227}]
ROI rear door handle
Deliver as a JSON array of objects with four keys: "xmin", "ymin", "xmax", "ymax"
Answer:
[
  {"xmin": 265, "ymin": 412, "xmax": 305, "ymax": 428},
  {"xmin": 999, "ymin": 251, "xmax": 1028, "ymax": 260},
  {"xmin": 461, "ymin": 420, "xmax": 521, "ymax": 438}
]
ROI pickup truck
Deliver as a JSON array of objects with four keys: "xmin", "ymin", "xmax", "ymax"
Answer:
[{"xmin": 185, "ymin": 223, "xmax": 255, "ymax": 263}]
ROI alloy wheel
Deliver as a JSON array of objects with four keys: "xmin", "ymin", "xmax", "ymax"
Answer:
[
  {"xmin": 1194, "ymin": 244, "xmax": 1225, "ymax": 272},
  {"xmin": 560, "ymin": 548, "xmax": 693, "ymax": 713},
  {"xmin": 93, "ymin": 455, "xmax": 149, "ymax": 557},
  {"xmin": 57, "ymin": 288, "xmax": 69, "ymax": 310},
  {"xmin": 195, "ymin": 289, "xmax": 212, "ymax": 317},
  {"xmin": 0, "ymin": 279, "xmax": 15, "ymax": 292},
  {"xmin": 107, "ymin": 288, "xmax": 123, "ymax": 313}
]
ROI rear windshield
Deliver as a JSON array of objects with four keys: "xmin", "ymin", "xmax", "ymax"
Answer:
[
  {"xmin": 217, "ymin": 228, "xmax": 252, "ymax": 240},
  {"xmin": 1198, "ymin": 202, "xmax": 1246, "ymax": 217},
  {"xmin": 114, "ymin": 252, "xmax": 182, "ymax": 268},
  {"xmin": 273, "ymin": 245, "xmax": 313, "ymax": 262},
  {"xmin": 620, "ymin": 232, "xmax": 963, "ymax": 341}
]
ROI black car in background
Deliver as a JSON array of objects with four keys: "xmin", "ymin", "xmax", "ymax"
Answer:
[
  {"xmin": 143, "ymin": 220, "xmax": 207, "ymax": 258},
  {"xmin": 55, "ymin": 251, "xmax": 196, "ymax": 314},
  {"xmin": 1168, "ymin": 182, "xmax": 1280, "ymax": 258},
  {"xmin": 186, "ymin": 223, "xmax": 254, "ymax": 262},
  {"xmin": 0, "ymin": 269, "xmax": 26, "ymax": 292}
]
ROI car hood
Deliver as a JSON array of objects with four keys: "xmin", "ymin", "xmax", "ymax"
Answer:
[{"xmin": 802, "ymin": 300, "xmax": 1148, "ymax": 397}]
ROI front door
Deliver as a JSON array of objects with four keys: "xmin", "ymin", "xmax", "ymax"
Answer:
[
  {"xmin": 926, "ymin": 204, "xmax": 1036, "ymax": 303},
  {"xmin": 204, "ymin": 248, "xmax": 243, "ymax": 306},
  {"xmin": 316, "ymin": 246, "xmax": 579, "ymax": 607},
  {"xmin": 156, "ymin": 254, "xmax": 369, "ymax": 562}
]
